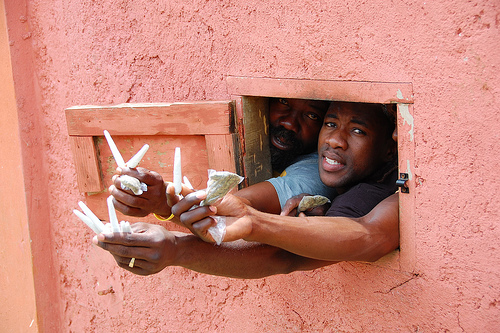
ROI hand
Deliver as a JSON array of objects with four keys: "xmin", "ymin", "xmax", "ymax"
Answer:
[
  {"xmin": 280, "ymin": 193, "xmax": 330, "ymax": 217},
  {"xmin": 172, "ymin": 192, "xmax": 253, "ymax": 243},
  {"xmin": 109, "ymin": 167, "xmax": 194, "ymax": 218},
  {"xmin": 93, "ymin": 222, "xmax": 178, "ymax": 275},
  {"xmin": 109, "ymin": 167, "xmax": 168, "ymax": 217}
]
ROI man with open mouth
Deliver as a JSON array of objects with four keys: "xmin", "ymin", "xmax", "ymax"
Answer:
[{"xmin": 268, "ymin": 98, "xmax": 329, "ymax": 174}]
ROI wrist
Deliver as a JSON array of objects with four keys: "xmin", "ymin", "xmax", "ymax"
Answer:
[
  {"xmin": 154, "ymin": 200, "xmax": 171, "ymax": 218},
  {"xmin": 171, "ymin": 232, "xmax": 203, "ymax": 268},
  {"xmin": 153, "ymin": 206, "xmax": 172, "ymax": 218},
  {"xmin": 244, "ymin": 207, "xmax": 289, "ymax": 245},
  {"xmin": 154, "ymin": 182, "xmax": 170, "ymax": 217},
  {"xmin": 242, "ymin": 206, "xmax": 260, "ymax": 242}
]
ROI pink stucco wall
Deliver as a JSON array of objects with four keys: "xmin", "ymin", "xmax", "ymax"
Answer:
[{"xmin": 4, "ymin": 0, "xmax": 499, "ymax": 332}]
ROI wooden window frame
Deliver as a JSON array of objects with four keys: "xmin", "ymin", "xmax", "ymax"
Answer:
[
  {"xmin": 66, "ymin": 76, "xmax": 415, "ymax": 272},
  {"xmin": 65, "ymin": 101, "xmax": 236, "ymax": 193},
  {"xmin": 227, "ymin": 76, "xmax": 415, "ymax": 272}
]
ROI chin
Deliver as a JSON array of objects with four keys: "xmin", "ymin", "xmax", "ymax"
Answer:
[
  {"xmin": 318, "ymin": 174, "xmax": 338, "ymax": 188},
  {"xmin": 319, "ymin": 172, "xmax": 347, "ymax": 189}
]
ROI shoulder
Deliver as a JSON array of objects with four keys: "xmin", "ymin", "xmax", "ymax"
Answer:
[
  {"xmin": 288, "ymin": 152, "xmax": 319, "ymax": 167},
  {"xmin": 269, "ymin": 153, "xmax": 319, "ymax": 179},
  {"xmin": 326, "ymin": 168, "xmax": 398, "ymax": 218},
  {"xmin": 266, "ymin": 152, "xmax": 336, "ymax": 209}
]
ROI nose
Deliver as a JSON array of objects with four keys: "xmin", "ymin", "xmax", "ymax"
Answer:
[
  {"xmin": 327, "ymin": 129, "xmax": 348, "ymax": 150},
  {"xmin": 277, "ymin": 111, "xmax": 300, "ymax": 134}
]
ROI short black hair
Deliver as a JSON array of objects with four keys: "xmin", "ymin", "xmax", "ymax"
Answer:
[{"xmin": 381, "ymin": 103, "xmax": 397, "ymax": 136}]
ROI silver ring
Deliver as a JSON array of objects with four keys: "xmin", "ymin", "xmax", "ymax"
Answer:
[{"xmin": 128, "ymin": 257, "xmax": 136, "ymax": 268}]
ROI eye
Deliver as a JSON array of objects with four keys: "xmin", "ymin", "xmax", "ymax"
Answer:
[
  {"xmin": 352, "ymin": 128, "xmax": 366, "ymax": 135},
  {"xmin": 306, "ymin": 112, "xmax": 320, "ymax": 121},
  {"xmin": 325, "ymin": 121, "xmax": 337, "ymax": 128},
  {"xmin": 278, "ymin": 98, "xmax": 289, "ymax": 105}
]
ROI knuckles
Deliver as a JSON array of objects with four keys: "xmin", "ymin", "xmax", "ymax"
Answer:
[
  {"xmin": 149, "ymin": 252, "xmax": 161, "ymax": 263},
  {"xmin": 116, "ymin": 245, "xmax": 134, "ymax": 258}
]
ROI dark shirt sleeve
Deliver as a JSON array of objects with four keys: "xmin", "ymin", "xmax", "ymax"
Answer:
[{"xmin": 325, "ymin": 168, "xmax": 398, "ymax": 218}]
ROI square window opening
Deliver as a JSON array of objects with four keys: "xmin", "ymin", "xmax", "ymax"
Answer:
[{"xmin": 228, "ymin": 77, "xmax": 415, "ymax": 272}]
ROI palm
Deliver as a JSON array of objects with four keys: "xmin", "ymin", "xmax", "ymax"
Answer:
[{"xmin": 208, "ymin": 194, "xmax": 253, "ymax": 243}]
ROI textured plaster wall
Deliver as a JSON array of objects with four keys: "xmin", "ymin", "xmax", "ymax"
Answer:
[
  {"xmin": 0, "ymin": 0, "xmax": 38, "ymax": 331},
  {"xmin": 4, "ymin": 0, "xmax": 500, "ymax": 332}
]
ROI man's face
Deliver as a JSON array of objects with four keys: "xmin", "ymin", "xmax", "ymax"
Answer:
[
  {"xmin": 318, "ymin": 102, "xmax": 395, "ymax": 193},
  {"xmin": 269, "ymin": 98, "xmax": 329, "ymax": 170}
]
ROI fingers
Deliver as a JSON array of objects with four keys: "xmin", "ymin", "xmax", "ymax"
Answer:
[
  {"xmin": 177, "ymin": 202, "xmax": 215, "ymax": 225},
  {"xmin": 113, "ymin": 173, "xmax": 166, "ymax": 201},
  {"xmin": 111, "ymin": 168, "xmax": 169, "ymax": 216},
  {"xmin": 109, "ymin": 186, "xmax": 151, "ymax": 217},
  {"xmin": 95, "ymin": 234, "xmax": 164, "ymax": 273},
  {"xmin": 280, "ymin": 206, "xmax": 297, "ymax": 216},
  {"xmin": 94, "ymin": 227, "xmax": 161, "ymax": 248},
  {"xmin": 95, "ymin": 236, "xmax": 149, "ymax": 260},
  {"xmin": 171, "ymin": 190, "xmax": 206, "ymax": 216},
  {"xmin": 186, "ymin": 217, "xmax": 217, "ymax": 239},
  {"xmin": 166, "ymin": 183, "xmax": 177, "ymax": 207},
  {"xmin": 94, "ymin": 222, "xmax": 177, "ymax": 276},
  {"xmin": 169, "ymin": 190, "xmax": 218, "ymax": 236},
  {"xmin": 280, "ymin": 193, "xmax": 308, "ymax": 216},
  {"xmin": 304, "ymin": 204, "xmax": 329, "ymax": 216},
  {"xmin": 165, "ymin": 183, "xmax": 195, "ymax": 207},
  {"xmin": 111, "ymin": 175, "xmax": 135, "ymax": 197},
  {"xmin": 190, "ymin": 217, "xmax": 216, "ymax": 233},
  {"xmin": 110, "ymin": 251, "xmax": 161, "ymax": 276},
  {"xmin": 117, "ymin": 167, "xmax": 164, "ymax": 185},
  {"xmin": 177, "ymin": 204, "xmax": 216, "ymax": 234},
  {"xmin": 281, "ymin": 198, "xmax": 299, "ymax": 216},
  {"xmin": 113, "ymin": 255, "xmax": 162, "ymax": 276}
]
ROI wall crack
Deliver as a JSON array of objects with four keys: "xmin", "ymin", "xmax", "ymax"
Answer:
[{"xmin": 375, "ymin": 273, "xmax": 420, "ymax": 294}]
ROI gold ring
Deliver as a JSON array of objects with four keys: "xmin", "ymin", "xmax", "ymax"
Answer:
[{"xmin": 129, "ymin": 257, "xmax": 136, "ymax": 268}]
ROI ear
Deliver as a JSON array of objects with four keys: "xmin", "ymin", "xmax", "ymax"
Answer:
[{"xmin": 392, "ymin": 127, "xmax": 398, "ymax": 142}]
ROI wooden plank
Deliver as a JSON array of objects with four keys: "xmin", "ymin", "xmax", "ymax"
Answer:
[
  {"xmin": 85, "ymin": 135, "xmax": 211, "ymax": 220},
  {"xmin": 205, "ymin": 134, "xmax": 239, "ymax": 173},
  {"xmin": 66, "ymin": 101, "xmax": 233, "ymax": 136},
  {"xmin": 69, "ymin": 136, "xmax": 103, "ymax": 192},
  {"xmin": 226, "ymin": 76, "xmax": 414, "ymax": 104},
  {"xmin": 231, "ymin": 96, "xmax": 248, "ymax": 186},
  {"xmin": 241, "ymin": 97, "xmax": 272, "ymax": 185}
]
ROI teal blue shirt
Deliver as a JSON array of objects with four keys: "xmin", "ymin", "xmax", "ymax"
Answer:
[{"xmin": 266, "ymin": 153, "xmax": 337, "ymax": 209}]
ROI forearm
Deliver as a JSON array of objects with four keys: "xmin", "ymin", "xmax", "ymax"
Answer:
[
  {"xmin": 172, "ymin": 232, "xmax": 335, "ymax": 279},
  {"xmin": 234, "ymin": 181, "xmax": 281, "ymax": 214},
  {"xmin": 244, "ymin": 195, "xmax": 400, "ymax": 262}
]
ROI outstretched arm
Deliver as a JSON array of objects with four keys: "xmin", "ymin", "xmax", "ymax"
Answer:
[
  {"xmin": 110, "ymin": 167, "xmax": 281, "ymax": 217},
  {"xmin": 233, "ymin": 181, "xmax": 281, "ymax": 214},
  {"xmin": 177, "ymin": 193, "xmax": 399, "ymax": 262},
  {"xmin": 94, "ymin": 223, "xmax": 335, "ymax": 278},
  {"xmin": 94, "ymin": 193, "xmax": 398, "ymax": 278},
  {"xmin": 246, "ymin": 193, "xmax": 399, "ymax": 262}
]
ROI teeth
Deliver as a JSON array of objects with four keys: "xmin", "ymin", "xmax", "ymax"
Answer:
[
  {"xmin": 325, "ymin": 157, "xmax": 341, "ymax": 165},
  {"xmin": 275, "ymin": 136, "xmax": 289, "ymax": 147}
]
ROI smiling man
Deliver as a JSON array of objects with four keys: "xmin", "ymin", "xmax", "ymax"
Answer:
[{"xmin": 269, "ymin": 98, "xmax": 328, "ymax": 173}]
